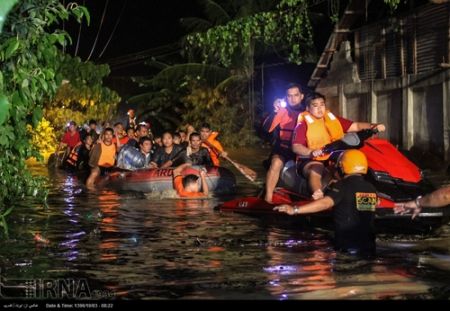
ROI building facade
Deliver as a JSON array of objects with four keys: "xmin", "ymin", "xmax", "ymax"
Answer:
[{"xmin": 310, "ymin": 2, "xmax": 450, "ymax": 163}]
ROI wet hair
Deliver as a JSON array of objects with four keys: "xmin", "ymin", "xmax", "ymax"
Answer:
[
  {"xmin": 88, "ymin": 131, "xmax": 99, "ymax": 140},
  {"xmin": 139, "ymin": 136, "xmax": 152, "ymax": 145},
  {"xmin": 103, "ymin": 127, "xmax": 114, "ymax": 135},
  {"xmin": 189, "ymin": 132, "xmax": 201, "ymax": 140},
  {"xmin": 136, "ymin": 124, "xmax": 147, "ymax": 132},
  {"xmin": 286, "ymin": 83, "xmax": 304, "ymax": 94},
  {"xmin": 83, "ymin": 133, "xmax": 95, "ymax": 142},
  {"xmin": 89, "ymin": 119, "xmax": 97, "ymax": 126},
  {"xmin": 182, "ymin": 174, "xmax": 199, "ymax": 188},
  {"xmin": 305, "ymin": 92, "xmax": 326, "ymax": 107},
  {"xmin": 200, "ymin": 123, "xmax": 211, "ymax": 130},
  {"xmin": 162, "ymin": 131, "xmax": 173, "ymax": 138}
]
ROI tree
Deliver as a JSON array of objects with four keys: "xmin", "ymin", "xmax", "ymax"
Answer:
[
  {"xmin": 45, "ymin": 54, "xmax": 120, "ymax": 132},
  {"xmin": 0, "ymin": 0, "xmax": 89, "ymax": 235}
]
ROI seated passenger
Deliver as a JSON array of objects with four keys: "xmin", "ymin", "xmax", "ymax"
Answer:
[
  {"xmin": 184, "ymin": 132, "xmax": 212, "ymax": 166},
  {"xmin": 116, "ymin": 137, "xmax": 153, "ymax": 170},
  {"xmin": 86, "ymin": 128, "xmax": 116, "ymax": 188},
  {"xmin": 112, "ymin": 122, "xmax": 129, "ymax": 149},
  {"xmin": 127, "ymin": 124, "xmax": 148, "ymax": 149},
  {"xmin": 57, "ymin": 121, "xmax": 81, "ymax": 156},
  {"xmin": 65, "ymin": 133, "xmax": 94, "ymax": 171},
  {"xmin": 125, "ymin": 127, "xmax": 137, "ymax": 146},
  {"xmin": 292, "ymin": 92, "xmax": 385, "ymax": 200},
  {"xmin": 150, "ymin": 131, "xmax": 185, "ymax": 168},
  {"xmin": 173, "ymin": 132, "xmax": 182, "ymax": 145},
  {"xmin": 200, "ymin": 123, "xmax": 227, "ymax": 166},
  {"xmin": 178, "ymin": 130, "xmax": 189, "ymax": 148},
  {"xmin": 172, "ymin": 163, "xmax": 209, "ymax": 198}
]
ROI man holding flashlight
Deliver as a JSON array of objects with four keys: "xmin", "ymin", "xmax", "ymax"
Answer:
[
  {"xmin": 263, "ymin": 83, "xmax": 306, "ymax": 203},
  {"xmin": 126, "ymin": 109, "xmax": 137, "ymax": 130}
]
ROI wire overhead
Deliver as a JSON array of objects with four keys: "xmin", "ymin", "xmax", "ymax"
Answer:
[
  {"xmin": 98, "ymin": 0, "xmax": 127, "ymax": 59},
  {"xmin": 86, "ymin": 0, "xmax": 110, "ymax": 62},
  {"xmin": 74, "ymin": 0, "xmax": 86, "ymax": 57}
]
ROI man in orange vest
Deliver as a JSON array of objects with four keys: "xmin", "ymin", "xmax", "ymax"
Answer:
[
  {"xmin": 292, "ymin": 92, "xmax": 385, "ymax": 200},
  {"xmin": 86, "ymin": 128, "xmax": 117, "ymax": 188},
  {"xmin": 264, "ymin": 83, "xmax": 306, "ymax": 203},
  {"xmin": 200, "ymin": 123, "xmax": 227, "ymax": 167}
]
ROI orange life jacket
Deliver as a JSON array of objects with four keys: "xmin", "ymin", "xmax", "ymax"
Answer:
[
  {"xmin": 268, "ymin": 107, "xmax": 300, "ymax": 149},
  {"xmin": 98, "ymin": 142, "xmax": 116, "ymax": 167},
  {"xmin": 297, "ymin": 110, "xmax": 344, "ymax": 160},
  {"xmin": 66, "ymin": 142, "xmax": 82, "ymax": 167},
  {"xmin": 202, "ymin": 132, "xmax": 223, "ymax": 166}
]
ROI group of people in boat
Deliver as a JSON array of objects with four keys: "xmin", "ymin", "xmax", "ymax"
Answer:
[
  {"xmin": 55, "ymin": 109, "xmax": 226, "ymax": 198},
  {"xmin": 55, "ymin": 82, "xmax": 450, "ymax": 257}
]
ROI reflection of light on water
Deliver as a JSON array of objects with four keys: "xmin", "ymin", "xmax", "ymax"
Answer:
[
  {"xmin": 59, "ymin": 175, "xmax": 86, "ymax": 262},
  {"xmin": 284, "ymin": 240, "xmax": 305, "ymax": 248},
  {"xmin": 264, "ymin": 265, "xmax": 298, "ymax": 275},
  {"xmin": 269, "ymin": 280, "xmax": 280, "ymax": 287}
]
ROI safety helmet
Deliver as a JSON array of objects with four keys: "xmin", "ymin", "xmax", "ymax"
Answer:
[{"xmin": 339, "ymin": 149, "xmax": 368, "ymax": 175}]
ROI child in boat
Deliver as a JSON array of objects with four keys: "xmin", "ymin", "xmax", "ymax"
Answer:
[{"xmin": 173, "ymin": 163, "xmax": 209, "ymax": 198}]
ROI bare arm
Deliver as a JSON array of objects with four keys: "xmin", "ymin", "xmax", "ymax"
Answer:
[
  {"xmin": 172, "ymin": 163, "xmax": 191, "ymax": 176},
  {"xmin": 347, "ymin": 122, "xmax": 386, "ymax": 133},
  {"xmin": 292, "ymin": 143, "xmax": 323, "ymax": 158},
  {"xmin": 274, "ymin": 196, "xmax": 335, "ymax": 215},
  {"xmin": 395, "ymin": 186, "xmax": 450, "ymax": 219},
  {"xmin": 200, "ymin": 170, "xmax": 209, "ymax": 196},
  {"xmin": 420, "ymin": 187, "xmax": 450, "ymax": 207}
]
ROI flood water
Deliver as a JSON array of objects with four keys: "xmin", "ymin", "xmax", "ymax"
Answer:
[{"xmin": 1, "ymin": 147, "xmax": 450, "ymax": 300}]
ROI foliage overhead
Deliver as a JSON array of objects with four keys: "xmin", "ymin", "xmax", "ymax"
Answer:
[
  {"xmin": 45, "ymin": 54, "xmax": 120, "ymax": 131},
  {"xmin": 185, "ymin": 0, "xmax": 314, "ymax": 66},
  {"xmin": 0, "ymin": 0, "xmax": 89, "ymax": 229}
]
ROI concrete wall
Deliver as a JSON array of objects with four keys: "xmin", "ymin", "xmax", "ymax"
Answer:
[{"xmin": 316, "ymin": 41, "xmax": 450, "ymax": 162}]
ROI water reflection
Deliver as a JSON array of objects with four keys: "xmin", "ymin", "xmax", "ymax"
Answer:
[{"xmin": 0, "ymin": 158, "xmax": 448, "ymax": 299}]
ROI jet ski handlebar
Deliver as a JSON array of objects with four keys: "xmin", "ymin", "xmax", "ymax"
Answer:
[{"xmin": 321, "ymin": 128, "xmax": 379, "ymax": 155}]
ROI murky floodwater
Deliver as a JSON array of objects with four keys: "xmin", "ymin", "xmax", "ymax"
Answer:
[{"xmin": 1, "ymin": 148, "xmax": 450, "ymax": 300}]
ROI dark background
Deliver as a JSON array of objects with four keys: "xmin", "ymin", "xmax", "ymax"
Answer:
[{"xmin": 63, "ymin": 0, "xmax": 328, "ymax": 111}]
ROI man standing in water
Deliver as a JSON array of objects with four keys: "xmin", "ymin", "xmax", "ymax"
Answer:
[
  {"xmin": 263, "ymin": 83, "xmax": 305, "ymax": 203},
  {"xmin": 274, "ymin": 150, "xmax": 377, "ymax": 257}
]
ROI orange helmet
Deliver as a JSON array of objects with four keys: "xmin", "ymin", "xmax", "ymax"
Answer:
[{"xmin": 339, "ymin": 149, "xmax": 368, "ymax": 175}]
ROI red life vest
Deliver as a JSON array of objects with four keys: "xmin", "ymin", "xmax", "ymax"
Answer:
[{"xmin": 268, "ymin": 107, "xmax": 301, "ymax": 149}]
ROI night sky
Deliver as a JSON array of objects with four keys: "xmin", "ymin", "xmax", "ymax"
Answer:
[
  {"xmin": 63, "ymin": 0, "xmax": 321, "ymax": 105},
  {"xmin": 64, "ymin": 0, "xmax": 199, "ymax": 68}
]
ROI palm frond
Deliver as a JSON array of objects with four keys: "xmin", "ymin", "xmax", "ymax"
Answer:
[
  {"xmin": 214, "ymin": 74, "xmax": 247, "ymax": 92},
  {"xmin": 140, "ymin": 63, "xmax": 230, "ymax": 89},
  {"xmin": 180, "ymin": 17, "xmax": 213, "ymax": 32},
  {"xmin": 200, "ymin": 0, "xmax": 231, "ymax": 25},
  {"xmin": 144, "ymin": 59, "xmax": 170, "ymax": 70}
]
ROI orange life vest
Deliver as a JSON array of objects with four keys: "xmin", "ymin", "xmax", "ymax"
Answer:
[
  {"xmin": 268, "ymin": 107, "xmax": 301, "ymax": 149},
  {"xmin": 202, "ymin": 132, "xmax": 223, "ymax": 166},
  {"xmin": 298, "ymin": 110, "xmax": 344, "ymax": 161},
  {"xmin": 98, "ymin": 142, "xmax": 116, "ymax": 167},
  {"xmin": 66, "ymin": 142, "xmax": 82, "ymax": 167}
]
